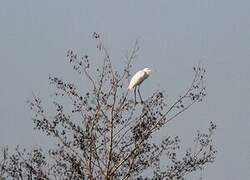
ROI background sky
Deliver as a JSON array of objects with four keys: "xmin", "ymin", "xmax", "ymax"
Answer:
[{"xmin": 1, "ymin": 0, "xmax": 250, "ymax": 179}]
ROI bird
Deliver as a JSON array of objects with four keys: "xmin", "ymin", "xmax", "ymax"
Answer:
[{"xmin": 128, "ymin": 67, "xmax": 152, "ymax": 104}]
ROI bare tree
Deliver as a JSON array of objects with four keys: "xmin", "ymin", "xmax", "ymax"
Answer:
[{"xmin": 0, "ymin": 33, "xmax": 216, "ymax": 180}]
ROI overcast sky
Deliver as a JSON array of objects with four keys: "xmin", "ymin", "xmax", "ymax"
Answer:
[{"xmin": 1, "ymin": 0, "xmax": 250, "ymax": 179}]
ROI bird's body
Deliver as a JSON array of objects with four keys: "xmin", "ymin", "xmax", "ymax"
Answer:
[
  {"xmin": 128, "ymin": 70, "xmax": 149, "ymax": 90},
  {"xmin": 128, "ymin": 68, "xmax": 152, "ymax": 104}
]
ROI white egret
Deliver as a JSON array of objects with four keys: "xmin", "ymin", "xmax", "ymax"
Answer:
[{"xmin": 128, "ymin": 67, "xmax": 152, "ymax": 103}]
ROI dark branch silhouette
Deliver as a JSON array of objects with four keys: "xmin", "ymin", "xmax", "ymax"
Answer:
[{"xmin": 0, "ymin": 33, "xmax": 216, "ymax": 180}]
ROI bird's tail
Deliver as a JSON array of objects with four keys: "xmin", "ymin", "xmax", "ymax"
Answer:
[{"xmin": 128, "ymin": 84, "xmax": 133, "ymax": 90}]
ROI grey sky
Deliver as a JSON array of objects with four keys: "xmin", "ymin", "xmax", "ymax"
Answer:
[{"xmin": 1, "ymin": 0, "xmax": 250, "ymax": 179}]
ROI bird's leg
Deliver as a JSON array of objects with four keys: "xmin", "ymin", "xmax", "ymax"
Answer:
[
  {"xmin": 134, "ymin": 87, "xmax": 138, "ymax": 104},
  {"xmin": 138, "ymin": 86, "xmax": 143, "ymax": 104}
]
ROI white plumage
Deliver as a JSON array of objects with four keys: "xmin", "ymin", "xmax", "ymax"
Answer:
[
  {"xmin": 128, "ymin": 67, "xmax": 152, "ymax": 103},
  {"xmin": 128, "ymin": 70, "xmax": 148, "ymax": 89}
]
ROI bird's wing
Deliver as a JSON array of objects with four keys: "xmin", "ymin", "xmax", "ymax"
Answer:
[{"xmin": 128, "ymin": 70, "xmax": 147, "ymax": 89}]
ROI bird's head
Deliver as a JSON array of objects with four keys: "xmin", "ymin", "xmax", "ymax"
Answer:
[{"xmin": 143, "ymin": 67, "xmax": 153, "ymax": 75}]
